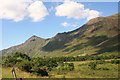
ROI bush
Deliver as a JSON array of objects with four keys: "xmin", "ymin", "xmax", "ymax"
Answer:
[
  {"xmin": 2, "ymin": 52, "xmax": 31, "ymax": 67},
  {"xmin": 68, "ymin": 63, "xmax": 74, "ymax": 71},
  {"xmin": 17, "ymin": 61, "xmax": 33, "ymax": 72},
  {"xmin": 32, "ymin": 66, "xmax": 48, "ymax": 76},
  {"xmin": 46, "ymin": 60, "xmax": 58, "ymax": 68},
  {"xmin": 96, "ymin": 60, "xmax": 106, "ymax": 64},
  {"xmin": 111, "ymin": 59, "xmax": 120, "ymax": 64},
  {"xmin": 88, "ymin": 62, "xmax": 97, "ymax": 70},
  {"xmin": 13, "ymin": 52, "xmax": 31, "ymax": 61},
  {"xmin": 102, "ymin": 67, "xmax": 109, "ymax": 70},
  {"xmin": 58, "ymin": 63, "xmax": 74, "ymax": 71},
  {"xmin": 2, "ymin": 56, "xmax": 16, "ymax": 67}
]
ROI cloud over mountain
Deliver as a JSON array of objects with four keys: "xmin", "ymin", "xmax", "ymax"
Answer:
[{"xmin": 55, "ymin": 1, "xmax": 100, "ymax": 20}]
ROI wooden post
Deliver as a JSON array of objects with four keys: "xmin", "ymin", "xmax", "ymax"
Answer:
[{"xmin": 11, "ymin": 67, "xmax": 17, "ymax": 80}]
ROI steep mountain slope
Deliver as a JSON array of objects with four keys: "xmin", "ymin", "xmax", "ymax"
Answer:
[
  {"xmin": 2, "ymin": 35, "xmax": 48, "ymax": 57},
  {"xmin": 2, "ymin": 13, "xmax": 120, "ymax": 57},
  {"xmin": 42, "ymin": 13, "xmax": 119, "ymax": 56}
]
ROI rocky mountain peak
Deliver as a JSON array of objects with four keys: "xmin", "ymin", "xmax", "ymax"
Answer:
[{"xmin": 25, "ymin": 35, "xmax": 45, "ymax": 44}]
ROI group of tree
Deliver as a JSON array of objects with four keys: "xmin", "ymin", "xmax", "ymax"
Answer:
[
  {"xmin": 43, "ymin": 54, "xmax": 119, "ymax": 62},
  {"xmin": 2, "ymin": 52, "xmax": 120, "ymax": 76},
  {"xmin": 2, "ymin": 52, "xmax": 75, "ymax": 76},
  {"xmin": 2, "ymin": 52, "xmax": 49, "ymax": 76}
]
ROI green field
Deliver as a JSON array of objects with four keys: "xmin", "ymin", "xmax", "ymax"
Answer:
[
  {"xmin": 2, "ymin": 60, "xmax": 119, "ymax": 78},
  {"xmin": 49, "ymin": 61, "xmax": 118, "ymax": 78}
]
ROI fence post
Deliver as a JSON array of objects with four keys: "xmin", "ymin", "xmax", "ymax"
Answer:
[{"xmin": 11, "ymin": 67, "xmax": 17, "ymax": 80}]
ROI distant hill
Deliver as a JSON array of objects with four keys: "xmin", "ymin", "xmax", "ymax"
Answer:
[{"xmin": 2, "ymin": 13, "xmax": 120, "ymax": 57}]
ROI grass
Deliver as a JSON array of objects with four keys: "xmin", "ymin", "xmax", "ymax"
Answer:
[
  {"xmin": 1, "ymin": 59, "xmax": 119, "ymax": 78},
  {"xmin": 49, "ymin": 60, "xmax": 119, "ymax": 78},
  {"xmin": 2, "ymin": 67, "xmax": 48, "ymax": 78}
]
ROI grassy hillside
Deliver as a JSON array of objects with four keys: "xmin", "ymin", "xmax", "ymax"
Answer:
[
  {"xmin": 43, "ymin": 14, "xmax": 119, "ymax": 57},
  {"xmin": 2, "ymin": 35, "xmax": 48, "ymax": 57}
]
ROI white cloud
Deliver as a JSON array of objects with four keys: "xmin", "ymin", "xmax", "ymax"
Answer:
[
  {"xmin": 86, "ymin": 10, "xmax": 100, "ymax": 21},
  {"xmin": 61, "ymin": 21, "xmax": 79, "ymax": 27},
  {"xmin": 28, "ymin": 1, "xmax": 49, "ymax": 22},
  {"xmin": 0, "ymin": 0, "xmax": 30, "ymax": 21},
  {"xmin": 61, "ymin": 22, "xmax": 69, "ymax": 27},
  {"xmin": 0, "ymin": 0, "xmax": 48, "ymax": 22},
  {"xmin": 55, "ymin": 1, "xmax": 100, "ymax": 21}
]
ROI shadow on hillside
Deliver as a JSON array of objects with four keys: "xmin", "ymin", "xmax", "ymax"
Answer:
[
  {"xmin": 41, "ymin": 25, "xmax": 87, "ymax": 52},
  {"xmin": 96, "ymin": 44, "xmax": 120, "ymax": 54},
  {"xmin": 42, "ymin": 40, "xmax": 68, "ymax": 51},
  {"xmin": 41, "ymin": 33, "xmax": 76, "ymax": 51},
  {"xmin": 64, "ymin": 35, "xmax": 108, "ymax": 52},
  {"xmin": 63, "ymin": 43, "xmax": 87, "ymax": 52},
  {"xmin": 64, "ymin": 34, "xmax": 120, "ymax": 54},
  {"xmin": 96, "ymin": 34, "xmax": 120, "ymax": 54}
]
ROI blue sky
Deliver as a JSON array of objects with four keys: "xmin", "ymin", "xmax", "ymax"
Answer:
[{"xmin": 0, "ymin": 1, "xmax": 118, "ymax": 50}]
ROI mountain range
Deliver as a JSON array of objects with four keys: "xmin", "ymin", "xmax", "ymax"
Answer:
[{"xmin": 2, "ymin": 13, "xmax": 120, "ymax": 57}]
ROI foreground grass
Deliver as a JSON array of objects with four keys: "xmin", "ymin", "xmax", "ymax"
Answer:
[
  {"xmin": 2, "ymin": 67, "xmax": 47, "ymax": 78},
  {"xmin": 2, "ymin": 60, "xmax": 119, "ymax": 78}
]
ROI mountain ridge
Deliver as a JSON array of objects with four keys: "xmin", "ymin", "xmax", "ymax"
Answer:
[{"xmin": 2, "ymin": 13, "xmax": 120, "ymax": 57}]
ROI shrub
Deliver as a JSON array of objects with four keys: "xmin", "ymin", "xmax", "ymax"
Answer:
[
  {"xmin": 111, "ymin": 59, "xmax": 120, "ymax": 64},
  {"xmin": 32, "ymin": 66, "xmax": 48, "ymax": 76},
  {"xmin": 88, "ymin": 62, "xmax": 97, "ymax": 70},
  {"xmin": 17, "ymin": 61, "xmax": 33, "ymax": 72},
  {"xmin": 96, "ymin": 60, "xmax": 106, "ymax": 64},
  {"xmin": 2, "ymin": 56, "xmax": 16, "ymax": 67},
  {"xmin": 13, "ymin": 52, "xmax": 31, "ymax": 61},
  {"xmin": 68, "ymin": 63, "xmax": 74, "ymax": 71},
  {"xmin": 46, "ymin": 60, "xmax": 58, "ymax": 68},
  {"xmin": 2, "ymin": 52, "xmax": 31, "ymax": 67},
  {"xmin": 58, "ymin": 63, "xmax": 74, "ymax": 71},
  {"xmin": 102, "ymin": 67, "xmax": 109, "ymax": 70}
]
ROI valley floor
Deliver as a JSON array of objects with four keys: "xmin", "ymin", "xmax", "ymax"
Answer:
[
  {"xmin": 1, "ymin": 59, "xmax": 119, "ymax": 78},
  {"xmin": 49, "ymin": 61, "xmax": 118, "ymax": 78}
]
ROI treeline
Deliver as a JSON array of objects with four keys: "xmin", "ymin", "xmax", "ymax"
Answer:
[{"xmin": 45, "ymin": 54, "xmax": 119, "ymax": 62}]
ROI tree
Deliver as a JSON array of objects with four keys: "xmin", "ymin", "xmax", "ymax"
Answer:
[
  {"xmin": 2, "ymin": 52, "xmax": 31, "ymax": 67},
  {"xmin": 32, "ymin": 66, "xmax": 48, "ymax": 76},
  {"xmin": 17, "ymin": 61, "xmax": 33, "ymax": 72},
  {"xmin": 2, "ymin": 56, "xmax": 16, "ymax": 67},
  {"xmin": 13, "ymin": 52, "xmax": 31, "ymax": 61},
  {"xmin": 68, "ymin": 63, "xmax": 74, "ymax": 71}
]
